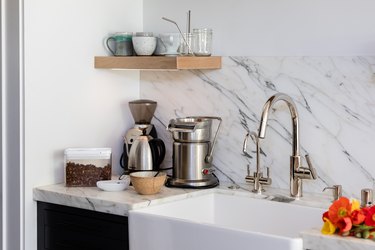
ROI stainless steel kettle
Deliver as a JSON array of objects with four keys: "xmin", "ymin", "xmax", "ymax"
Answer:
[{"xmin": 127, "ymin": 128, "xmax": 166, "ymax": 171}]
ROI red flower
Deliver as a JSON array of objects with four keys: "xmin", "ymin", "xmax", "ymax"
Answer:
[
  {"xmin": 328, "ymin": 197, "xmax": 352, "ymax": 225},
  {"xmin": 365, "ymin": 206, "xmax": 375, "ymax": 226},
  {"xmin": 321, "ymin": 196, "xmax": 375, "ymax": 240},
  {"xmin": 362, "ymin": 207, "xmax": 371, "ymax": 216},
  {"xmin": 322, "ymin": 211, "xmax": 329, "ymax": 222},
  {"xmin": 336, "ymin": 217, "xmax": 352, "ymax": 234},
  {"xmin": 351, "ymin": 209, "xmax": 366, "ymax": 225}
]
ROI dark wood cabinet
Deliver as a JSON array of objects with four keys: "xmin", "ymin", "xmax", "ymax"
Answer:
[{"xmin": 37, "ymin": 201, "xmax": 129, "ymax": 250}]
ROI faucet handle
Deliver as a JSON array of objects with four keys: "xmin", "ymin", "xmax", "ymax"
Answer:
[
  {"xmin": 265, "ymin": 167, "xmax": 270, "ymax": 179},
  {"xmin": 305, "ymin": 154, "xmax": 317, "ymax": 180},
  {"xmin": 243, "ymin": 133, "xmax": 250, "ymax": 155}
]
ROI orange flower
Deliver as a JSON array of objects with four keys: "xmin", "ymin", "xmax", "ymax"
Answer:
[
  {"xmin": 336, "ymin": 217, "xmax": 352, "ymax": 234},
  {"xmin": 351, "ymin": 209, "xmax": 365, "ymax": 225},
  {"xmin": 365, "ymin": 206, "xmax": 375, "ymax": 227},
  {"xmin": 328, "ymin": 197, "xmax": 352, "ymax": 225}
]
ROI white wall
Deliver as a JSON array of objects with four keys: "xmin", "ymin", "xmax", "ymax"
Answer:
[
  {"xmin": 144, "ymin": 0, "xmax": 375, "ymax": 56},
  {"xmin": 24, "ymin": 0, "xmax": 142, "ymax": 249}
]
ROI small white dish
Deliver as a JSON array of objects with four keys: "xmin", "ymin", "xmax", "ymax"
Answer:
[{"xmin": 96, "ymin": 178, "xmax": 130, "ymax": 192}]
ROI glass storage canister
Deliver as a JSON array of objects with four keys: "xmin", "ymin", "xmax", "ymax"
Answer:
[
  {"xmin": 64, "ymin": 148, "xmax": 112, "ymax": 187},
  {"xmin": 192, "ymin": 28, "xmax": 213, "ymax": 56}
]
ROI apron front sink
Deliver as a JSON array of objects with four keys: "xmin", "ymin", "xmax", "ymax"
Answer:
[{"xmin": 129, "ymin": 192, "xmax": 324, "ymax": 250}]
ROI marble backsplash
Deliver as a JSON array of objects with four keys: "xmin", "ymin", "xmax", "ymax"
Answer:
[{"xmin": 140, "ymin": 57, "xmax": 375, "ymax": 198}]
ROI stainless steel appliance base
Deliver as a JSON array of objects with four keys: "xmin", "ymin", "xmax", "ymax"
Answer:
[{"xmin": 166, "ymin": 176, "xmax": 219, "ymax": 188}]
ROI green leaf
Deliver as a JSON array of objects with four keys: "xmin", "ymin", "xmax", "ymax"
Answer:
[{"xmin": 363, "ymin": 230, "xmax": 370, "ymax": 239}]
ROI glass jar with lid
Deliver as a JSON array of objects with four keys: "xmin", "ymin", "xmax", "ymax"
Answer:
[{"xmin": 192, "ymin": 28, "xmax": 213, "ymax": 56}]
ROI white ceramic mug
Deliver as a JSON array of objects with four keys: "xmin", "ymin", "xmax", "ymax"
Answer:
[{"xmin": 132, "ymin": 36, "xmax": 157, "ymax": 56}]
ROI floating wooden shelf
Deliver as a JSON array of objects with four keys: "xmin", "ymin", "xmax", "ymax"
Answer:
[{"xmin": 94, "ymin": 56, "xmax": 221, "ymax": 70}]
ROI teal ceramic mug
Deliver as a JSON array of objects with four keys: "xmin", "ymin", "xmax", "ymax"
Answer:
[{"xmin": 105, "ymin": 32, "xmax": 133, "ymax": 56}]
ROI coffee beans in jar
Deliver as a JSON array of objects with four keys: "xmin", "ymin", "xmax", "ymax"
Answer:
[{"xmin": 64, "ymin": 148, "xmax": 112, "ymax": 187}]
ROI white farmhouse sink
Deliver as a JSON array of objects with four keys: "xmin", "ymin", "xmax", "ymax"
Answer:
[{"xmin": 129, "ymin": 192, "xmax": 324, "ymax": 250}]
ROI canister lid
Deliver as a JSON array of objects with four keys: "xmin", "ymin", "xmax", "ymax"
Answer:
[{"xmin": 64, "ymin": 148, "xmax": 112, "ymax": 159}]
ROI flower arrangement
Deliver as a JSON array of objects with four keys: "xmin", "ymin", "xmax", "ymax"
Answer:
[{"xmin": 321, "ymin": 197, "xmax": 375, "ymax": 239}]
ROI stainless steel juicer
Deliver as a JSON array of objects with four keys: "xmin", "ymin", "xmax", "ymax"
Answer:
[{"xmin": 167, "ymin": 116, "xmax": 222, "ymax": 188}]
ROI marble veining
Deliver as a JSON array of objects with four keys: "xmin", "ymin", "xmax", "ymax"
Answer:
[{"xmin": 140, "ymin": 56, "xmax": 375, "ymax": 198}]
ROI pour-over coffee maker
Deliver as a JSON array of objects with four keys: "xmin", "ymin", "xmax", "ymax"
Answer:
[{"xmin": 121, "ymin": 99, "xmax": 165, "ymax": 174}]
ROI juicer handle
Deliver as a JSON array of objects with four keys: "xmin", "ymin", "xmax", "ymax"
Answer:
[
  {"xmin": 167, "ymin": 119, "xmax": 198, "ymax": 132},
  {"xmin": 204, "ymin": 117, "xmax": 222, "ymax": 163},
  {"xmin": 167, "ymin": 126, "xmax": 195, "ymax": 133}
]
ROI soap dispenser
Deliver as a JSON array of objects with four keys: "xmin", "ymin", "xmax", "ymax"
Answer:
[{"xmin": 361, "ymin": 188, "xmax": 373, "ymax": 207}]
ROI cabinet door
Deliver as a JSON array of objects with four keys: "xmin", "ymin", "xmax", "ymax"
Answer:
[{"xmin": 37, "ymin": 201, "xmax": 129, "ymax": 250}]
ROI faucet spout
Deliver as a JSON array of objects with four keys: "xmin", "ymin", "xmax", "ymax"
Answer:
[
  {"xmin": 258, "ymin": 93, "xmax": 316, "ymax": 198},
  {"xmin": 258, "ymin": 93, "xmax": 299, "ymax": 157}
]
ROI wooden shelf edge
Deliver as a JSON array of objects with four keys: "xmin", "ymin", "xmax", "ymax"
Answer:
[
  {"xmin": 94, "ymin": 56, "xmax": 221, "ymax": 70},
  {"xmin": 176, "ymin": 56, "xmax": 221, "ymax": 69}
]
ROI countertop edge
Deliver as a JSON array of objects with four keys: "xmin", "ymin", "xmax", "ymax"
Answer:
[
  {"xmin": 301, "ymin": 229, "xmax": 375, "ymax": 250},
  {"xmin": 33, "ymin": 182, "xmax": 332, "ymax": 216}
]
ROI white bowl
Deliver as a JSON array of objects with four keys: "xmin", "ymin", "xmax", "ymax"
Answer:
[
  {"xmin": 132, "ymin": 36, "xmax": 157, "ymax": 56},
  {"xmin": 96, "ymin": 178, "xmax": 130, "ymax": 192}
]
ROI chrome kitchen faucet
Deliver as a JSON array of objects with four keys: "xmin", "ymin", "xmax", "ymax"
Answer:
[{"xmin": 258, "ymin": 93, "xmax": 317, "ymax": 198}]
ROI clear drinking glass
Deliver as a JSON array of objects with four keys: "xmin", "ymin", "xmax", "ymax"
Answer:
[
  {"xmin": 192, "ymin": 28, "xmax": 212, "ymax": 56},
  {"xmin": 178, "ymin": 33, "xmax": 196, "ymax": 56}
]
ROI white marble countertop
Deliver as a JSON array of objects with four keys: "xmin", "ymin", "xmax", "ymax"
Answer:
[
  {"xmin": 33, "ymin": 181, "xmax": 332, "ymax": 216},
  {"xmin": 301, "ymin": 229, "xmax": 375, "ymax": 250},
  {"xmin": 33, "ymin": 181, "xmax": 375, "ymax": 249}
]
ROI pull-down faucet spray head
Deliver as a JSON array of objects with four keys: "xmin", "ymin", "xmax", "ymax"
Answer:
[{"xmin": 258, "ymin": 93, "xmax": 300, "ymax": 157}]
